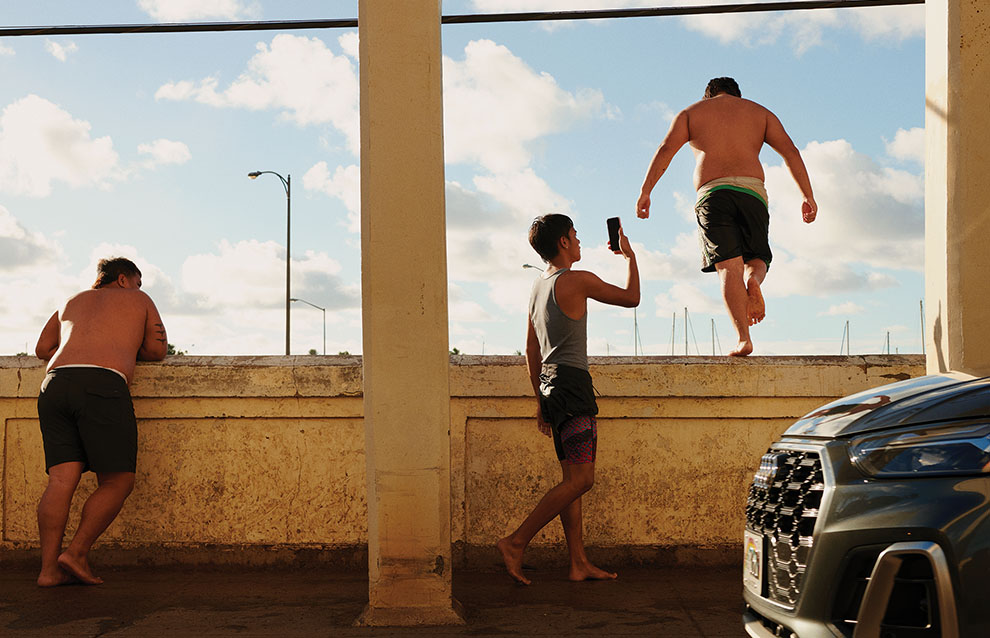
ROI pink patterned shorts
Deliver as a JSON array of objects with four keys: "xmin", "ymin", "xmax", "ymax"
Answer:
[{"xmin": 552, "ymin": 415, "xmax": 597, "ymax": 465}]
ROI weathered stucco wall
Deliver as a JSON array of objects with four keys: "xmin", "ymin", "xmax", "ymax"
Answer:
[{"xmin": 0, "ymin": 355, "xmax": 924, "ymax": 566}]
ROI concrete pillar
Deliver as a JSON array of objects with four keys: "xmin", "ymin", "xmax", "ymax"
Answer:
[
  {"xmin": 356, "ymin": 0, "xmax": 462, "ymax": 626},
  {"xmin": 925, "ymin": 0, "xmax": 990, "ymax": 376}
]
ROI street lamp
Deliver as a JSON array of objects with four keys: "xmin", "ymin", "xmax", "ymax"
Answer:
[
  {"xmin": 522, "ymin": 263, "xmax": 542, "ymax": 271},
  {"xmin": 290, "ymin": 297, "xmax": 326, "ymax": 355},
  {"xmin": 248, "ymin": 170, "xmax": 291, "ymax": 355}
]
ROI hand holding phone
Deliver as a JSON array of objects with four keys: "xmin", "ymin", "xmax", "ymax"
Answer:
[{"xmin": 607, "ymin": 217, "xmax": 621, "ymax": 252}]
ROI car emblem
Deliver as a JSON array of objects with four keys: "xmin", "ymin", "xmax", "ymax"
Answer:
[{"xmin": 754, "ymin": 452, "xmax": 785, "ymax": 490}]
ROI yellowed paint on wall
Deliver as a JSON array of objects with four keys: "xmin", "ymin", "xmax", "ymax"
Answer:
[{"xmin": 1, "ymin": 355, "xmax": 924, "ymax": 561}]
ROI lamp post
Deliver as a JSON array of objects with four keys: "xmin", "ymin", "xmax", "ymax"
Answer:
[
  {"xmin": 522, "ymin": 263, "xmax": 542, "ymax": 271},
  {"xmin": 290, "ymin": 297, "xmax": 326, "ymax": 355},
  {"xmin": 248, "ymin": 170, "xmax": 291, "ymax": 355}
]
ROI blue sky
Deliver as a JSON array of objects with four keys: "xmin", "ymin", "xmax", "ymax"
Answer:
[{"xmin": 0, "ymin": 1, "xmax": 925, "ymax": 356}]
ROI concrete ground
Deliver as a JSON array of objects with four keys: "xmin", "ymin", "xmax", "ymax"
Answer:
[{"xmin": 0, "ymin": 564, "xmax": 746, "ymax": 637}]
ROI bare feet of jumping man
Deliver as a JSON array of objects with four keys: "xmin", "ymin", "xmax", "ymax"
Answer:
[
  {"xmin": 747, "ymin": 279, "xmax": 765, "ymax": 326},
  {"xmin": 57, "ymin": 551, "xmax": 104, "ymax": 585},
  {"xmin": 497, "ymin": 537, "xmax": 531, "ymax": 585},
  {"xmin": 729, "ymin": 340, "xmax": 754, "ymax": 357}
]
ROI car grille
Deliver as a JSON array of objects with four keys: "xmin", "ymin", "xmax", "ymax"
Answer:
[{"xmin": 746, "ymin": 448, "xmax": 825, "ymax": 607}]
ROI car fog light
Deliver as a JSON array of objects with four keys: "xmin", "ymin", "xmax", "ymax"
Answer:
[{"xmin": 849, "ymin": 422, "xmax": 990, "ymax": 477}]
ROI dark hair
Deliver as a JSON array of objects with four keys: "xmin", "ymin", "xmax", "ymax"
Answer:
[
  {"xmin": 528, "ymin": 214, "xmax": 573, "ymax": 263},
  {"xmin": 93, "ymin": 257, "xmax": 141, "ymax": 289},
  {"xmin": 704, "ymin": 77, "xmax": 741, "ymax": 99}
]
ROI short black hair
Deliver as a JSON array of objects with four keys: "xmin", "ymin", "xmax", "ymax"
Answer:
[
  {"xmin": 704, "ymin": 77, "xmax": 741, "ymax": 99},
  {"xmin": 93, "ymin": 257, "xmax": 141, "ymax": 289},
  {"xmin": 528, "ymin": 214, "xmax": 573, "ymax": 263}
]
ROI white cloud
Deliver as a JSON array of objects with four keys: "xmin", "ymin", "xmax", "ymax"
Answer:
[
  {"xmin": 156, "ymin": 34, "xmax": 360, "ymax": 153},
  {"xmin": 0, "ymin": 95, "xmax": 120, "ymax": 197},
  {"xmin": 653, "ymin": 282, "xmax": 723, "ymax": 318},
  {"xmin": 284, "ymin": 37, "xmax": 606, "ymax": 326},
  {"xmin": 764, "ymin": 254, "xmax": 899, "ymax": 299},
  {"xmin": 338, "ymin": 32, "xmax": 359, "ymax": 59},
  {"xmin": 435, "ymin": 39, "xmax": 615, "ymax": 315},
  {"xmin": 448, "ymin": 283, "xmax": 497, "ymax": 323},
  {"xmin": 0, "ymin": 41, "xmax": 13, "ymax": 56},
  {"xmin": 0, "ymin": 209, "xmax": 77, "ymax": 354},
  {"xmin": 181, "ymin": 239, "xmax": 358, "ymax": 312},
  {"xmin": 820, "ymin": 302, "xmax": 865, "ymax": 316},
  {"xmin": 45, "ymin": 39, "xmax": 78, "ymax": 62},
  {"xmin": 767, "ymin": 138, "xmax": 923, "ymax": 278},
  {"xmin": 0, "ymin": 205, "xmax": 61, "ymax": 271},
  {"xmin": 0, "ymin": 238, "xmax": 365, "ymax": 356},
  {"xmin": 137, "ymin": 0, "xmax": 259, "ymax": 22},
  {"xmin": 637, "ymin": 100, "xmax": 676, "ymax": 124},
  {"xmin": 885, "ymin": 127, "xmax": 924, "ymax": 163},
  {"xmin": 137, "ymin": 138, "xmax": 191, "ymax": 167},
  {"xmin": 302, "ymin": 162, "xmax": 360, "ymax": 232},
  {"xmin": 443, "ymin": 39, "xmax": 607, "ymax": 173},
  {"xmin": 472, "ymin": 168, "xmax": 571, "ymax": 217},
  {"xmin": 468, "ymin": 0, "xmax": 923, "ymax": 49}
]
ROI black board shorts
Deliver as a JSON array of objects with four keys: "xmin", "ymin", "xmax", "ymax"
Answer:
[
  {"xmin": 538, "ymin": 363, "xmax": 599, "ymax": 461},
  {"xmin": 695, "ymin": 187, "xmax": 772, "ymax": 273},
  {"xmin": 37, "ymin": 367, "xmax": 137, "ymax": 473}
]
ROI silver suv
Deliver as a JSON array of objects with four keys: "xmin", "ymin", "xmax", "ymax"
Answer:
[{"xmin": 743, "ymin": 372, "xmax": 990, "ymax": 638}]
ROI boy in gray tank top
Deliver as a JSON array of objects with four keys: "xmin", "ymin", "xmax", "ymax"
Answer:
[{"xmin": 497, "ymin": 213, "xmax": 640, "ymax": 585}]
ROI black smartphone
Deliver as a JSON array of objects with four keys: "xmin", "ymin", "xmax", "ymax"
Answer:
[{"xmin": 607, "ymin": 217, "xmax": 621, "ymax": 252}]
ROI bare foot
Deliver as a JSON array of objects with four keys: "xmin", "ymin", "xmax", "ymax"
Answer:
[
  {"xmin": 569, "ymin": 562, "xmax": 618, "ymax": 582},
  {"xmin": 497, "ymin": 537, "xmax": 531, "ymax": 585},
  {"xmin": 57, "ymin": 552, "xmax": 103, "ymax": 585},
  {"xmin": 729, "ymin": 341, "xmax": 753, "ymax": 357},
  {"xmin": 747, "ymin": 280, "xmax": 766, "ymax": 326},
  {"xmin": 37, "ymin": 567, "xmax": 76, "ymax": 587}
]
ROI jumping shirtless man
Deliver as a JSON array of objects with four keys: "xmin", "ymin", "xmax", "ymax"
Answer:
[
  {"xmin": 636, "ymin": 77, "xmax": 817, "ymax": 356},
  {"xmin": 34, "ymin": 257, "xmax": 167, "ymax": 586}
]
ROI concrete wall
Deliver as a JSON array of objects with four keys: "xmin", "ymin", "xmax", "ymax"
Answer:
[
  {"xmin": 925, "ymin": 0, "xmax": 990, "ymax": 376},
  {"xmin": 0, "ymin": 355, "xmax": 924, "ymax": 566}
]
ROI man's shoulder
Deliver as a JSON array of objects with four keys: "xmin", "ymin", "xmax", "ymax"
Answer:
[
  {"xmin": 738, "ymin": 98, "xmax": 774, "ymax": 116},
  {"xmin": 73, "ymin": 288, "xmax": 153, "ymax": 307},
  {"xmin": 557, "ymin": 269, "xmax": 600, "ymax": 287}
]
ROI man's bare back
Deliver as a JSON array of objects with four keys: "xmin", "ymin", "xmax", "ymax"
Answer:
[
  {"xmin": 682, "ymin": 95, "xmax": 773, "ymax": 188},
  {"xmin": 36, "ymin": 276, "xmax": 167, "ymax": 384}
]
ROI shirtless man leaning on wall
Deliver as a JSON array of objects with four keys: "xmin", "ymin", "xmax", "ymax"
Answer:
[
  {"xmin": 34, "ymin": 257, "xmax": 167, "ymax": 586},
  {"xmin": 637, "ymin": 77, "xmax": 817, "ymax": 356}
]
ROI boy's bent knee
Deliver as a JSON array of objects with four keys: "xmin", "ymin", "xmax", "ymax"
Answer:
[{"xmin": 564, "ymin": 466, "xmax": 595, "ymax": 493}]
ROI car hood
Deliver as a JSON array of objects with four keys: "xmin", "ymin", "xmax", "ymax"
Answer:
[{"xmin": 784, "ymin": 372, "xmax": 990, "ymax": 438}]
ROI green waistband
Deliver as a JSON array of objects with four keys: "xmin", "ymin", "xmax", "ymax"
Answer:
[{"xmin": 697, "ymin": 184, "xmax": 768, "ymax": 208}]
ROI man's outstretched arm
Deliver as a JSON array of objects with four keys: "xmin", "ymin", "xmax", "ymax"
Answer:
[
  {"xmin": 576, "ymin": 228, "xmax": 640, "ymax": 308},
  {"xmin": 765, "ymin": 112, "xmax": 817, "ymax": 223},
  {"xmin": 637, "ymin": 110, "xmax": 690, "ymax": 219}
]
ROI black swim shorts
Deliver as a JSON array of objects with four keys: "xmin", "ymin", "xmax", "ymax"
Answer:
[
  {"xmin": 37, "ymin": 367, "xmax": 137, "ymax": 474},
  {"xmin": 695, "ymin": 187, "xmax": 773, "ymax": 273}
]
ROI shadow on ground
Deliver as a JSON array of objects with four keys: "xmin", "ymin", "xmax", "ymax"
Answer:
[{"xmin": 0, "ymin": 564, "xmax": 744, "ymax": 637}]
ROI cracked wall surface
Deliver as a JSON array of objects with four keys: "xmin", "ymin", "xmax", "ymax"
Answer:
[{"xmin": 0, "ymin": 354, "xmax": 924, "ymax": 563}]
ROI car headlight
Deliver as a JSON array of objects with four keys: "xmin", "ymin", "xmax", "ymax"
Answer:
[{"xmin": 849, "ymin": 422, "xmax": 990, "ymax": 477}]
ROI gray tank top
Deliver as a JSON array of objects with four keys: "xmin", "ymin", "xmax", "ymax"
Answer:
[{"xmin": 529, "ymin": 268, "xmax": 588, "ymax": 371}]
